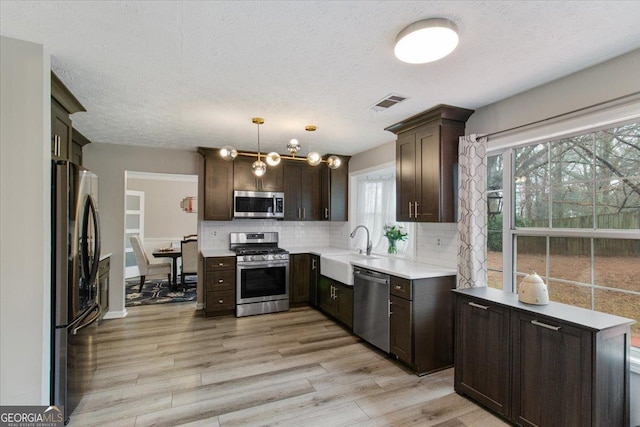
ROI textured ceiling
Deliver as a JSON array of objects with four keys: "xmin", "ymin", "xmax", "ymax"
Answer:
[{"xmin": 2, "ymin": 1, "xmax": 640, "ymax": 156}]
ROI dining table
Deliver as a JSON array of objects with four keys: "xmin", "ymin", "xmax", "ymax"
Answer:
[{"xmin": 152, "ymin": 248, "xmax": 182, "ymax": 290}]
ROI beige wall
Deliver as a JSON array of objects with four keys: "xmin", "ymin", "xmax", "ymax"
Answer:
[
  {"xmin": 467, "ymin": 48, "xmax": 640, "ymax": 136},
  {"xmin": 0, "ymin": 36, "xmax": 50, "ymax": 404},
  {"xmin": 349, "ymin": 141, "xmax": 395, "ymax": 174},
  {"xmin": 83, "ymin": 143, "xmax": 201, "ymax": 316},
  {"xmin": 128, "ymin": 176, "xmax": 198, "ymax": 240}
]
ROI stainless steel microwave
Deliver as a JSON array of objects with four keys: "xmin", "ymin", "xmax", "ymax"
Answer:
[{"xmin": 233, "ymin": 191, "xmax": 284, "ymax": 219}]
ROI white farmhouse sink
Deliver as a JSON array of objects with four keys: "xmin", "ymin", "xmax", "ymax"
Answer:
[{"xmin": 320, "ymin": 253, "xmax": 379, "ymax": 285}]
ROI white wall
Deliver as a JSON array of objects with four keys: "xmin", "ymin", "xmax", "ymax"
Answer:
[
  {"xmin": 128, "ymin": 176, "xmax": 198, "ymax": 240},
  {"xmin": 0, "ymin": 36, "xmax": 50, "ymax": 404},
  {"xmin": 467, "ymin": 48, "xmax": 640, "ymax": 136},
  {"xmin": 83, "ymin": 143, "xmax": 200, "ymax": 316}
]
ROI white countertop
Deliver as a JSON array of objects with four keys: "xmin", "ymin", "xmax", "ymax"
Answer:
[
  {"xmin": 349, "ymin": 257, "xmax": 456, "ymax": 280},
  {"xmin": 286, "ymin": 246, "xmax": 353, "ymax": 256},
  {"xmin": 201, "ymin": 249, "xmax": 235, "ymax": 258},
  {"xmin": 200, "ymin": 245, "xmax": 456, "ymax": 280}
]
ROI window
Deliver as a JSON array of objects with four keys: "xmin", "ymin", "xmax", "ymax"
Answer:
[
  {"xmin": 354, "ymin": 166, "xmax": 414, "ymax": 256},
  {"xmin": 487, "ymin": 154, "xmax": 504, "ymax": 289},
  {"xmin": 503, "ymin": 121, "xmax": 640, "ymax": 347}
]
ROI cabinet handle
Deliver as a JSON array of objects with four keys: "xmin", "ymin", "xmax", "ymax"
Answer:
[
  {"xmin": 324, "ymin": 208, "xmax": 329, "ymax": 219},
  {"xmin": 531, "ymin": 320, "xmax": 561, "ymax": 331},
  {"xmin": 414, "ymin": 202, "xmax": 419, "ymax": 218},
  {"xmin": 218, "ymin": 299, "xmax": 224, "ymax": 304},
  {"xmin": 218, "ymin": 263, "xmax": 224, "ymax": 266},
  {"xmin": 302, "ymin": 207, "xmax": 306, "ymax": 219},
  {"xmin": 408, "ymin": 202, "xmax": 413, "ymax": 218},
  {"xmin": 468, "ymin": 301, "xmax": 489, "ymax": 310},
  {"xmin": 389, "ymin": 300, "xmax": 393, "ymax": 316},
  {"xmin": 394, "ymin": 285, "xmax": 402, "ymax": 290},
  {"xmin": 218, "ymin": 279, "xmax": 223, "ymax": 283},
  {"xmin": 312, "ymin": 259, "xmax": 317, "ymax": 270}
]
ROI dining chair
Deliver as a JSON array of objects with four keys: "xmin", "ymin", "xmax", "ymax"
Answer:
[
  {"xmin": 180, "ymin": 239, "xmax": 198, "ymax": 288},
  {"xmin": 130, "ymin": 235, "xmax": 171, "ymax": 292}
]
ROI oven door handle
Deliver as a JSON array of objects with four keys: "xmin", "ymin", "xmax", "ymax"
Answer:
[{"xmin": 237, "ymin": 262, "xmax": 288, "ymax": 269}]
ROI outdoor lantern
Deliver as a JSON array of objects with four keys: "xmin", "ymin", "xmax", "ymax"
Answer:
[{"xmin": 488, "ymin": 189, "xmax": 503, "ymax": 216}]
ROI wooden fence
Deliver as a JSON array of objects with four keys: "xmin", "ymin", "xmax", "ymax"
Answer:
[{"xmin": 518, "ymin": 213, "xmax": 640, "ymax": 256}]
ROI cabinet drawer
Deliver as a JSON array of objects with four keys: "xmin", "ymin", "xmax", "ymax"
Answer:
[
  {"xmin": 205, "ymin": 256, "xmax": 235, "ymax": 271},
  {"xmin": 390, "ymin": 276, "xmax": 412, "ymax": 299},
  {"xmin": 206, "ymin": 290, "xmax": 235, "ymax": 311},
  {"xmin": 206, "ymin": 272, "xmax": 235, "ymax": 292},
  {"xmin": 98, "ymin": 257, "xmax": 110, "ymax": 275}
]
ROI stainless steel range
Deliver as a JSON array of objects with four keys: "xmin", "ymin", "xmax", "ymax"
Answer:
[{"xmin": 230, "ymin": 232, "xmax": 289, "ymax": 317}]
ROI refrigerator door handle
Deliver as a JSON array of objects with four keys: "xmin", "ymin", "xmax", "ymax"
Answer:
[
  {"xmin": 82, "ymin": 195, "xmax": 101, "ymax": 288},
  {"xmin": 70, "ymin": 303, "xmax": 101, "ymax": 335}
]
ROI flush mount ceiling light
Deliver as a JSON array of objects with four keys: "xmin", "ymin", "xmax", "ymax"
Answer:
[
  {"xmin": 219, "ymin": 119, "xmax": 341, "ymax": 173},
  {"xmin": 394, "ymin": 18, "xmax": 459, "ymax": 64}
]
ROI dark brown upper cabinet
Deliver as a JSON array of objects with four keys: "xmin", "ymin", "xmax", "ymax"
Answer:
[
  {"xmin": 283, "ymin": 159, "xmax": 321, "ymax": 221},
  {"xmin": 386, "ymin": 105, "xmax": 474, "ymax": 223},
  {"xmin": 51, "ymin": 72, "xmax": 86, "ymax": 161},
  {"xmin": 198, "ymin": 148, "xmax": 234, "ymax": 221},
  {"xmin": 321, "ymin": 155, "xmax": 350, "ymax": 221},
  {"xmin": 233, "ymin": 155, "xmax": 284, "ymax": 192}
]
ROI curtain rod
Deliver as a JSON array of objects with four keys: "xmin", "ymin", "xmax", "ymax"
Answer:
[{"xmin": 484, "ymin": 91, "xmax": 640, "ymax": 140}]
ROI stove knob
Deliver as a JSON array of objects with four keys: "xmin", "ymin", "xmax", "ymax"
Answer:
[{"xmin": 261, "ymin": 255, "xmax": 268, "ymax": 261}]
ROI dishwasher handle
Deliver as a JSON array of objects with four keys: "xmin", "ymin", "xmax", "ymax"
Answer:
[{"xmin": 353, "ymin": 268, "xmax": 390, "ymax": 285}]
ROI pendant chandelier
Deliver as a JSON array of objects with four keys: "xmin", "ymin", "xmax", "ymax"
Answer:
[{"xmin": 220, "ymin": 118, "xmax": 342, "ymax": 177}]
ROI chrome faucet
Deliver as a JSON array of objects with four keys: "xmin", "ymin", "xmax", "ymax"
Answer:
[{"xmin": 350, "ymin": 225, "xmax": 372, "ymax": 256}]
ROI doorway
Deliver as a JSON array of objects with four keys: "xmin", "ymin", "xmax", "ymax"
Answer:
[{"xmin": 123, "ymin": 171, "xmax": 198, "ymax": 306}]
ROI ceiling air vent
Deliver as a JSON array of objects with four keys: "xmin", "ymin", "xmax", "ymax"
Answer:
[{"xmin": 369, "ymin": 94, "xmax": 407, "ymax": 112}]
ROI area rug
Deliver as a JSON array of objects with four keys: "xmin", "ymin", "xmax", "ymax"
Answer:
[{"xmin": 125, "ymin": 276, "xmax": 197, "ymax": 307}]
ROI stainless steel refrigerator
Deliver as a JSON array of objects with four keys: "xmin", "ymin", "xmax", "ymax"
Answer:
[{"xmin": 51, "ymin": 160, "xmax": 102, "ymax": 424}]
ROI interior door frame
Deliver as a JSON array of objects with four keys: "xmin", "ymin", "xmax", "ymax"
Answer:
[{"xmin": 124, "ymin": 189, "xmax": 145, "ymax": 279}]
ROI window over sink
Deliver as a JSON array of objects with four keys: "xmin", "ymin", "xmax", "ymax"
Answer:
[{"xmin": 353, "ymin": 165, "xmax": 415, "ymax": 257}]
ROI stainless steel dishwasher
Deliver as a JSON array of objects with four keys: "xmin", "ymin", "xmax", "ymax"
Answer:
[{"xmin": 353, "ymin": 267, "xmax": 390, "ymax": 352}]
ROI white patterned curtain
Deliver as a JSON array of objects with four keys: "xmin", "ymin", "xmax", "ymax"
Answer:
[{"xmin": 457, "ymin": 134, "xmax": 488, "ymax": 288}]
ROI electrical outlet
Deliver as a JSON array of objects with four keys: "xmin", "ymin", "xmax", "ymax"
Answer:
[{"xmin": 436, "ymin": 238, "xmax": 441, "ymax": 246}]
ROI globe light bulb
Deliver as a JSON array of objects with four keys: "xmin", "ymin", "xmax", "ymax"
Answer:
[
  {"xmin": 266, "ymin": 152, "xmax": 281, "ymax": 166},
  {"xmin": 220, "ymin": 145, "xmax": 237, "ymax": 161},
  {"xmin": 252, "ymin": 160, "xmax": 267, "ymax": 177},
  {"xmin": 287, "ymin": 139, "xmax": 301, "ymax": 155},
  {"xmin": 307, "ymin": 152, "xmax": 322, "ymax": 166},
  {"xmin": 327, "ymin": 155, "xmax": 341, "ymax": 169}
]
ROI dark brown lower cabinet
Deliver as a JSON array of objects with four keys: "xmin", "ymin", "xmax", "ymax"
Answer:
[
  {"xmin": 453, "ymin": 287, "xmax": 633, "ymax": 427},
  {"xmin": 203, "ymin": 256, "xmax": 236, "ymax": 317},
  {"xmin": 389, "ymin": 275, "xmax": 455, "ymax": 375},
  {"xmin": 96, "ymin": 256, "xmax": 110, "ymax": 323},
  {"xmin": 289, "ymin": 253, "xmax": 310, "ymax": 305},
  {"xmin": 317, "ymin": 276, "xmax": 353, "ymax": 329},
  {"xmin": 512, "ymin": 311, "xmax": 592, "ymax": 427},
  {"xmin": 454, "ymin": 294, "xmax": 510, "ymax": 418},
  {"xmin": 389, "ymin": 294, "xmax": 412, "ymax": 362}
]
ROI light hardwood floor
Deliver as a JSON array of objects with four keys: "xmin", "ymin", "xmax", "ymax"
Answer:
[{"xmin": 70, "ymin": 303, "xmax": 508, "ymax": 427}]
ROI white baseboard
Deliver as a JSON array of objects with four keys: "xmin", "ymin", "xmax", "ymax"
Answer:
[
  {"xmin": 103, "ymin": 309, "xmax": 128, "ymax": 320},
  {"xmin": 196, "ymin": 303, "xmax": 204, "ymax": 310}
]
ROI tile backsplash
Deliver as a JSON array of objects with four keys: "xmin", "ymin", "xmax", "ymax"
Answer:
[
  {"xmin": 200, "ymin": 220, "xmax": 457, "ymax": 269},
  {"xmin": 414, "ymin": 222, "xmax": 458, "ymax": 269},
  {"xmin": 200, "ymin": 220, "xmax": 350, "ymax": 250}
]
